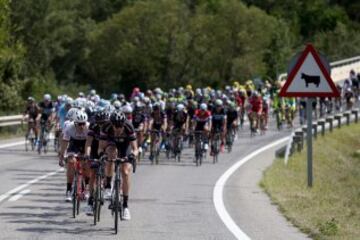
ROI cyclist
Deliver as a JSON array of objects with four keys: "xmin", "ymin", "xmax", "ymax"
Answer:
[
  {"xmin": 226, "ymin": 101, "xmax": 238, "ymax": 138},
  {"xmin": 193, "ymin": 103, "xmax": 211, "ymax": 153},
  {"xmin": 248, "ymin": 90, "xmax": 262, "ymax": 133},
  {"xmin": 22, "ymin": 97, "xmax": 41, "ymax": 142},
  {"xmin": 84, "ymin": 109, "xmax": 110, "ymax": 215},
  {"xmin": 171, "ymin": 103, "xmax": 188, "ymax": 153},
  {"xmin": 210, "ymin": 99, "xmax": 227, "ymax": 154},
  {"xmin": 98, "ymin": 110, "xmax": 138, "ymax": 221},
  {"xmin": 148, "ymin": 102, "xmax": 167, "ymax": 161},
  {"xmin": 59, "ymin": 111, "xmax": 89, "ymax": 202},
  {"xmin": 132, "ymin": 102, "xmax": 147, "ymax": 154},
  {"xmin": 284, "ymin": 97, "xmax": 296, "ymax": 128}
]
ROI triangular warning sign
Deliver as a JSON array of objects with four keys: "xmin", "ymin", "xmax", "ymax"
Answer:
[{"xmin": 279, "ymin": 44, "xmax": 340, "ymax": 97}]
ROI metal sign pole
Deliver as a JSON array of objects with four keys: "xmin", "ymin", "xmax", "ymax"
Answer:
[{"xmin": 306, "ymin": 97, "xmax": 313, "ymax": 187}]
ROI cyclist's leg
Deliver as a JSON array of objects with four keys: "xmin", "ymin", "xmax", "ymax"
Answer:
[
  {"xmin": 66, "ymin": 156, "xmax": 77, "ymax": 193},
  {"xmin": 120, "ymin": 162, "xmax": 132, "ymax": 209},
  {"xmin": 104, "ymin": 144, "xmax": 116, "ymax": 192}
]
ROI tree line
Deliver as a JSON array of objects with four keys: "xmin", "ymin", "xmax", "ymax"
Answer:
[{"xmin": 0, "ymin": 0, "xmax": 359, "ymax": 114}]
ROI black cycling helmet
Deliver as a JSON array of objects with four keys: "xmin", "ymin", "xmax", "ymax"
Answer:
[
  {"xmin": 95, "ymin": 110, "xmax": 110, "ymax": 123},
  {"xmin": 110, "ymin": 110, "xmax": 126, "ymax": 126}
]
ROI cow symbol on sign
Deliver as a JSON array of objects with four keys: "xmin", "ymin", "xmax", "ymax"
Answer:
[{"xmin": 301, "ymin": 73, "xmax": 320, "ymax": 88}]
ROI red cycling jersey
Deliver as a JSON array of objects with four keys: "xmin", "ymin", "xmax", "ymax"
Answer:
[
  {"xmin": 194, "ymin": 109, "xmax": 211, "ymax": 122},
  {"xmin": 249, "ymin": 96, "xmax": 263, "ymax": 113}
]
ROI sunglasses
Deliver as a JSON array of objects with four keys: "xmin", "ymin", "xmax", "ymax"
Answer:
[{"xmin": 76, "ymin": 122, "xmax": 86, "ymax": 126}]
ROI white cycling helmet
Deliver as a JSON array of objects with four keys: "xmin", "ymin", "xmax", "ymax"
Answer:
[
  {"xmin": 177, "ymin": 103, "xmax": 185, "ymax": 111},
  {"xmin": 122, "ymin": 104, "xmax": 133, "ymax": 114},
  {"xmin": 215, "ymin": 99, "xmax": 223, "ymax": 106},
  {"xmin": 44, "ymin": 94, "xmax": 51, "ymax": 101},
  {"xmin": 74, "ymin": 110, "xmax": 88, "ymax": 123},
  {"xmin": 113, "ymin": 100, "xmax": 122, "ymax": 110},
  {"xmin": 66, "ymin": 108, "xmax": 78, "ymax": 121},
  {"xmin": 200, "ymin": 103, "xmax": 207, "ymax": 110}
]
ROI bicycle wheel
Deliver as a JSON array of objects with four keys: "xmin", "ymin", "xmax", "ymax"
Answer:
[
  {"xmin": 25, "ymin": 136, "xmax": 29, "ymax": 152},
  {"xmin": 72, "ymin": 174, "xmax": 78, "ymax": 218},
  {"xmin": 93, "ymin": 183, "xmax": 99, "ymax": 225},
  {"xmin": 114, "ymin": 178, "xmax": 119, "ymax": 234},
  {"xmin": 76, "ymin": 176, "xmax": 81, "ymax": 216}
]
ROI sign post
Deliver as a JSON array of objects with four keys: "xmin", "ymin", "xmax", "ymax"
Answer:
[
  {"xmin": 306, "ymin": 98, "xmax": 313, "ymax": 187},
  {"xmin": 279, "ymin": 43, "xmax": 340, "ymax": 187}
]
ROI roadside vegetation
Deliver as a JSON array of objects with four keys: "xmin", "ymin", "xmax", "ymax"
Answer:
[
  {"xmin": 261, "ymin": 123, "xmax": 360, "ymax": 240},
  {"xmin": 1, "ymin": 0, "xmax": 360, "ymax": 114}
]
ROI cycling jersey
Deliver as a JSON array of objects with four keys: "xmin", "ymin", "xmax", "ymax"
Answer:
[
  {"xmin": 172, "ymin": 110, "xmax": 187, "ymax": 129},
  {"xmin": 211, "ymin": 108, "xmax": 226, "ymax": 131},
  {"xmin": 249, "ymin": 96, "xmax": 262, "ymax": 113},
  {"xmin": 226, "ymin": 109, "xmax": 238, "ymax": 127},
  {"xmin": 194, "ymin": 109, "xmax": 211, "ymax": 131},
  {"xmin": 132, "ymin": 111, "xmax": 146, "ymax": 129},
  {"xmin": 151, "ymin": 111, "xmax": 166, "ymax": 130},
  {"xmin": 63, "ymin": 122, "xmax": 90, "ymax": 154},
  {"xmin": 24, "ymin": 104, "xmax": 40, "ymax": 120},
  {"xmin": 57, "ymin": 104, "xmax": 68, "ymax": 129},
  {"xmin": 39, "ymin": 101, "xmax": 55, "ymax": 121},
  {"xmin": 100, "ymin": 121, "xmax": 136, "ymax": 158},
  {"xmin": 88, "ymin": 122, "xmax": 102, "ymax": 159}
]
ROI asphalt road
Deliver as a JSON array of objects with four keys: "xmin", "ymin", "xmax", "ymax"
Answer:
[{"xmin": 0, "ymin": 120, "xmax": 309, "ymax": 240}]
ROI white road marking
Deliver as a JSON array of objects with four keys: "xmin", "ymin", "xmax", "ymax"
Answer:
[
  {"xmin": 213, "ymin": 136, "xmax": 290, "ymax": 240},
  {"xmin": 8, "ymin": 189, "xmax": 31, "ymax": 202},
  {"xmin": 0, "ymin": 141, "xmax": 25, "ymax": 149},
  {"xmin": 0, "ymin": 168, "xmax": 64, "ymax": 203}
]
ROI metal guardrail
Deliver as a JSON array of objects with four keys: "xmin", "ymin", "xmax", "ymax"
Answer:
[
  {"xmin": 0, "ymin": 115, "xmax": 23, "ymax": 127},
  {"xmin": 1, "ymin": 55, "xmax": 360, "ymax": 127},
  {"xmin": 278, "ymin": 55, "xmax": 360, "ymax": 82}
]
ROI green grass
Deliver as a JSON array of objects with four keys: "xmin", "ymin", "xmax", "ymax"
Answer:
[{"xmin": 260, "ymin": 124, "xmax": 360, "ymax": 240}]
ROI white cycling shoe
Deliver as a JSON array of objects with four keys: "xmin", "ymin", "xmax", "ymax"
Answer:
[
  {"xmin": 85, "ymin": 204, "xmax": 93, "ymax": 216},
  {"xmin": 122, "ymin": 208, "xmax": 131, "ymax": 221},
  {"xmin": 65, "ymin": 191, "xmax": 72, "ymax": 202}
]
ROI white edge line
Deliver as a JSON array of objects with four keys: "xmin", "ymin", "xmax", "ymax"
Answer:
[
  {"xmin": 0, "ymin": 168, "xmax": 64, "ymax": 203},
  {"xmin": 0, "ymin": 141, "xmax": 25, "ymax": 149},
  {"xmin": 8, "ymin": 189, "xmax": 31, "ymax": 202},
  {"xmin": 213, "ymin": 136, "xmax": 290, "ymax": 240}
]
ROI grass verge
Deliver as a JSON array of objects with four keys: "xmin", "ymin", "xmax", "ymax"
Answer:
[{"xmin": 260, "ymin": 124, "xmax": 360, "ymax": 240}]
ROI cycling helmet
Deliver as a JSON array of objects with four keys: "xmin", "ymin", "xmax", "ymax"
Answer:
[
  {"xmin": 110, "ymin": 110, "xmax": 126, "ymax": 126},
  {"xmin": 122, "ymin": 104, "xmax": 133, "ymax": 114},
  {"xmin": 65, "ymin": 97, "xmax": 73, "ymax": 106},
  {"xmin": 104, "ymin": 104, "xmax": 115, "ymax": 113},
  {"xmin": 28, "ymin": 97, "xmax": 35, "ymax": 102},
  {"xmin": 176, "ymin": 103, "xmax": 185, "ymax": 111},
  {"xmin": 200, "ymin": 103, "xmax": 207, "ymax": 110},
  {"xmin": 252, "ymin": 90, "xmax": 259, "ymax": 97},
  {"xmin": 90, "ymin": 89, "xmax": 96, "ymax": 96},
  {"xmin": 74, "ymin": 110, "xmax": 88, "ymax": 123},
  {"xmin": 94, "ymin": 110, "xmax": 110, "ymax": 123},
  {"xmin": 111, "ymin": 93, "xmax": 118, "ymax": 101},
  {"xmin": 113, "ymin": 100, "xmax": 122, "ymax": 110},
  {"xmin": 66, "ymin": 108, "xmax": 78, "ymax": 121},
  {"xmin": 215, "ymin": 99, "xmax": 223, "ymax": 106},
  {"xmin": 44, "ymin": 94, "xmax": 51, "ymax": 101},
  {"xmin": 78, "ymin": 92, "xmax": 85, "ymax": 98}
]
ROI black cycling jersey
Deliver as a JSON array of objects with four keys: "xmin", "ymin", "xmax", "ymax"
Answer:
[
  {"xmin": 38, "ymin": 101, "xmax": 54, "ymax": 121},
  {"xmin": 172, "ymin": 110, "xmax": 187, "ymax": 129},
  {"xmin": 88, "ymin": 122, "xmax": 102, "ymax": 159},
  {"xmin": 212, "ymin": 108, "xmax": 226, "ymax": 131},
  {"xmin": 24, "ymin": 105, "xmax": 40, "ymax": 120},
  {"xmin": 100, "ymin": 120, "xmax": 136, "ymax": 158},
  {"xmin": 151, "ymin": 111, "xmax": 166, "ymax": 130},
  {"xmin": 226, "ymin": 109, "xmax": 238, "ymax": 126},
  {"xmin": 132, "ymin": 111, "xmax": 146, "ymax": 129}
]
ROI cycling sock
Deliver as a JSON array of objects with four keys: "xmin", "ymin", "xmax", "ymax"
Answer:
[
  {"xmin": 105, "ymin": 177, "xmax": 112, "ymax": 189},
  {"xmin": 123, "ymin": 195, "xmax": 128, "ymax": 208},
  {"xmin": 67, "ymin": 183, "xmax": 72, "ymax": 192}
]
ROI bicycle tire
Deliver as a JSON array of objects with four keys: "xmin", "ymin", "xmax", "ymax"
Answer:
[
  {"xmin": 76, "ymin": 176, "xmax": 81, "ymax": 216},
  {"xmin": 93, "ymin": 184, "xmax": 99, "ymax": 225},
  {"xmin": 72, "ymin": 174, "xmax": 77, "ymax": 218},
  {"xmin": 114, "ymin": 178, "xmax": 119, "ymax": 234},
  {"xmin": 25, "ymin": 137, "xmax": 28, "ymax": 152}
]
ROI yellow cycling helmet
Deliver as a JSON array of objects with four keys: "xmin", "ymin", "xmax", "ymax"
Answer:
[{"xmin": 186, "ymin": 84, "xmax": 192, "ymax": 90}]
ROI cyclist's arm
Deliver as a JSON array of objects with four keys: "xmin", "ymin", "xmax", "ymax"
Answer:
[
  {"xmin": 85, "ymin": 135, "xmax": 94, "ymax": 157},
  {"xmin": 59, "ymin": 139, "xmax": 69, "ymax": 161},
  {"xmin": 129, "ymin": 139, "xmax": 139, "ymax": 158}
]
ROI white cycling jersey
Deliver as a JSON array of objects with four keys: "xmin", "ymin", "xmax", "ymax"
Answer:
[{"xmin": 63, "ymin": 122, "xmax": 90, "ymax": 141}]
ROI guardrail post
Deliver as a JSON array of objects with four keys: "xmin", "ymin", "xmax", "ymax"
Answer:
[
  {"xmin": 351, "ymin": 109, "xmax": 358, "ymax": 123},
  {"xmin": 312, "ymin": 123, "xmax": 318, "ymax": 139},
  {"xmin": 326, "ymin": 117, "xmax": 333, "ymax": 132},
  {"xmin": 317, "ymin": 120, "xmax": 325, "ymax": 136},
  {"xmin": 334, "ymin": 114, "xmax": 342, "ymax": 128},
  {"xmin": 343, "ymin": 112, "xmax": 350, "ymax": 125},
  {"xmin": 295, "ymin": 130, "xmax": 304, "ymax": 150},
  {"xmin": 293, "ymin": 135, "xmax": 302, "ymax": 152}
]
